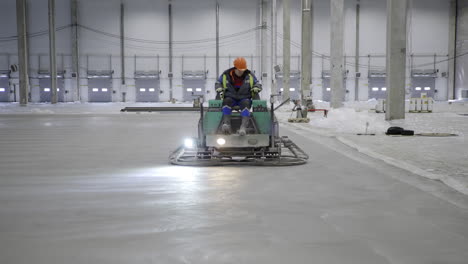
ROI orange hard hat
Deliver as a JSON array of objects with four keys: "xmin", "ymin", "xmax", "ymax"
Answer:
[{"xmin": 233, "ymin": 57, "xmax": 247, "ymax": 70}]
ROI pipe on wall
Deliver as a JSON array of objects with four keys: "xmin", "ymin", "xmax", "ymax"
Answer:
[
  {"xmin": 120, "ymin": 2, "xmax": 125, "ymax": 85},
  {"xmin": 282, "ymin": 0, "xmax": 291, "ymax": 101},
  {"xmin": 216, "ymin": 1, "xmax": 219, "ymax": 78},
  {"xmin": 168, "ymin": 1, "xmax": 173, "ymax": 102},
  {"xmin": 48, "ymin": 0, "xmax": 57, "ymax": 104}
]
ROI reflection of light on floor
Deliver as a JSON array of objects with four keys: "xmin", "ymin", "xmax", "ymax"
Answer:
[
  {"xmin": 126, "ymin": 166, "xmax": 245, "ymax": 196},
  {"xmin": 124, "ymin": 166, "xmax": 194, "ymax": 176},
  {"xmin": 143, "ymin": 166, "xmax": 201, "ymax": 179},
  {"xmin": 129, "ymin": 166, "xmax": 203, "ymax": 195}
]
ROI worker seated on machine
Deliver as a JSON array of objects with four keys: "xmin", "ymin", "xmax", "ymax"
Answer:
[{"xmin": 215, "ymin": 57, "xmax": 262, "ymax": 136}]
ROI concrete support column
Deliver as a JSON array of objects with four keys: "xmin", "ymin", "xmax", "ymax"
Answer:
[
  {"xmin": 455, "ymin": 0, "xmax": 468, "ymax": 100},
  {"xmin": 301, "ymin": 0, "xmax": 312, "ymax": 102},
  {"xmin": 282, "ymin": 0, "xmax": 291, "ymax": 101},
  {"xmin": 71, "ymin": 0, "xmax": 80, "ymax": 102},
  {"xmin": 120, "ymin": 2, "xmax": 125, "ymax": 85},
  {"xmin": 216, "ymin": 1, "xmax": 219, "ymax": 78},
  {"xmin": 385, "ymin": 0, "xmax": 407, "ymax": 120},
  {"xmin": 355, "ymin": 0, "xmax": 360, "ymax": 101},
  {"xmin": 16, "ymin": 0, "xmax": 29, "ymax": 106},
  {"xmin": 448, "ymin": 0, "xmax": 456, "ymax": 100},
  {"xmin": 261, "ymin": 0, "xmax": 268, "ymax": 92},
  {"xmin": 271, "ymin": 0, "xmax": 277, "ymax": 97},
  {"xmin": 48, "ymin": 0, "xmax": 57, "ymax": 104},
  {"xmin": 330, "ymin": 0, "xmax": 344, "ymax": 108}
]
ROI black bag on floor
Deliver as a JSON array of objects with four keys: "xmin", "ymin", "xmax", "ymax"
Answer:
[
  {"xmin": 386, "ymin": 126, "xmax": 404, "ymax": 135},
  {"xmin": 401, "ymin": 130, "xmax": 415, "ymax": 136}
]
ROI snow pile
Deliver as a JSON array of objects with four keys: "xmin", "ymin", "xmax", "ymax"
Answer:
[
  {"xmin": 309, "ymin": 100, "xmax": 330, "ymax": 110},
  {"xmin": 337, "ymin": 135, "xmax": 468, "ymax": 196},
  {"xmin": 344, "ymin": 99, "xmax": 379, "ymax": 111},
  {"xmin": 282, "ymin": 101, "xmax": 468, "ymax": 196},
  {"xmin": 0, "ymin": 103, "xmax": 16, "ymax": 113},
  {"xmin": 0, "ymin": 102, "xmax": 198, "ymax": 115},
  {"xmin": 388, "ymin": 113, "xmax": 464, "ymax": 136},
  {"xmin": 312, "ymin": 107, "xmax": 390, "ymax": 134},
  {"xmin": 434, "ymin": 100, "xmax": 467, "ymax": 113},
  {"xmin": 287, "ymin": 99, "xmax": 378, "ymax": 112}
]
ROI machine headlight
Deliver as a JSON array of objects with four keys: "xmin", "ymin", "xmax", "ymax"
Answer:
[
  {"xmin": 216, "ymin": 138, "xmax": 226, "ymax": 146},
  {"xmin": 184, "ymin": 138, "xmax": 195, "ymax": 148}
]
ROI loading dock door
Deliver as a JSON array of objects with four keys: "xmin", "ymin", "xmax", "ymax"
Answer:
[
  {"xmin": 322, "ymin": 78, "xmax": 331, "ymax": 102},
  {"xmin": 0, "ymin": 78, "xmax": 9, "ymax": 102},
  {"xmin": 411, "ymin": 77, "xmax": 435, "ymax": 98},
  {"xmin": 183, "ymin": 79, "xmax": 206, "ymax": 102},
  {"xmin": 368, "ymin": 77, "xmax": 387, "ymax": 100},
  {"xmin": 322, "ymin": 78, "xmax": 346, "ymax": 102},
  {"xmin": 135, "ymin": 79, "xmax": 160, "ymax": 102},
  {"xmin": 277, "ymin": 77, "xmax": 300, "ymax": 101},
  {"xmin": 39, "ymin": 78, "xmax": 65, "ymax": 102},
  {"xmin": 88, "ymin": 78, "xmax": 112, "ymax": 102}
]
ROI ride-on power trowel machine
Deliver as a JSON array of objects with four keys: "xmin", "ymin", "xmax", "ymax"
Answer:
[{"xmin": 169, "ymin": 90, "xmax": 308, "ymax": 166}]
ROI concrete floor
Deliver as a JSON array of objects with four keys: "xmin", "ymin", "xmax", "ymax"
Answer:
[{"xmin": 0, "ymin": 111, "xmax": 467, "ymax": 264}]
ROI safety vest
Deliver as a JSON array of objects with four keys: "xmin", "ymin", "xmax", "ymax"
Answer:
[{"xmin": 222, "ymin": 73, "xmax": 254, "ymax": 89}]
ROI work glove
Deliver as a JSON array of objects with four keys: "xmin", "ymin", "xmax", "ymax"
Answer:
[
  {"xmin": 252, "ymin": 86, "xmax": 262, "ymax": 94},
  {"xmin": 215, "ymin": 82, "xmax": 224, "ymax": 93}
]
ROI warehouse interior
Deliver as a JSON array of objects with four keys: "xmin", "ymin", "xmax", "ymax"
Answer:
[
  {"xmin": 0, "ymin": 0, "xmax": 468, "ymax": 263},
  {"xmin": 0, "ymin": 0, "xmax": 467, "ymax": 103}
]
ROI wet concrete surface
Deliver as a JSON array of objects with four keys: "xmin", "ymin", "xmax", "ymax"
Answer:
[{"xmin": 0, "ymin": 112, "xmax": 467, "ymax": 264}]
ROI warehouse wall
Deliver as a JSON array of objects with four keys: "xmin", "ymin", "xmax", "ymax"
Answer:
[
  {"xmin": 0, "ymin": 0, "xmax": 19, "ymax": 74},
  {"xmin": 0, "ymin": 0, "xmax": 453, "ymax": 102},
  {"xmin": 274, "ymin": 0, "xmax": 450, "ymax": 101}
]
